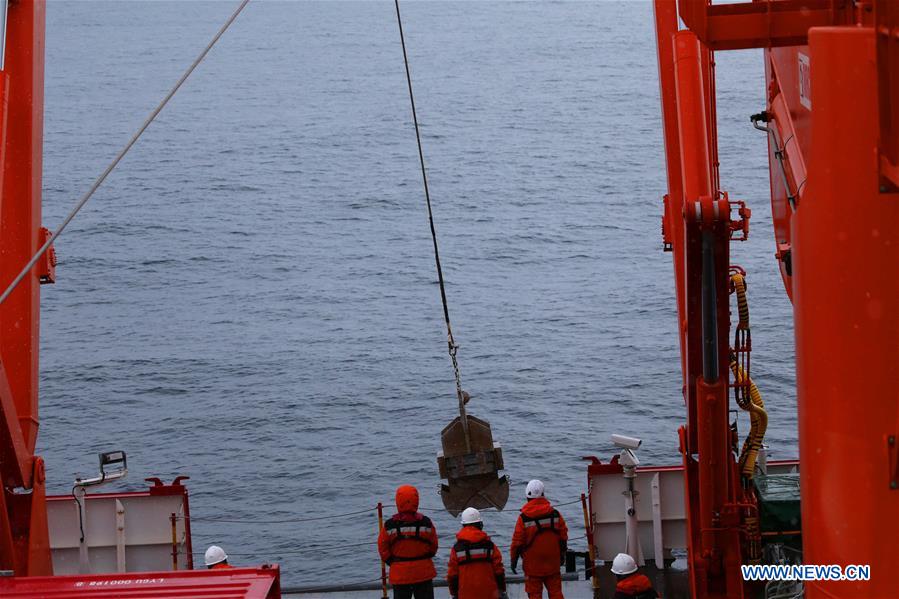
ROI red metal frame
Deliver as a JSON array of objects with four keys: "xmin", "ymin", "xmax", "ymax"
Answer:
[
  {"xmin": 0, "ymin": 2, "xmax": 266, "ymax": 591},
  {"xmin": 677, "ymin": 0, "xmax": 846, "ymax": 51},
  {"xmin": 795, "ymin": 25, "xmax": 898, "ymax": 599},
  {"xmin": 876, "ymin": 0, "xmax": 899, "ymax": 188},
  {"xmin": 658, "ymin": 15, "xmax": 747, "ymax": 597},
  {"xmin": 0, "ymin": 0, "xmax": 52, "ymax": 576},
  {"xmin": 0, "ymin": 566, "xmax": 281, "ymax": 598},
  {"xmin": 654, "ymin": 1, "xmax": 899, "ymax": 598}
]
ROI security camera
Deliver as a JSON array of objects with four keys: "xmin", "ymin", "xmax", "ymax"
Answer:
[{"xmin": 612, "ymin": 434, "xmax": 642, "ymax": 451}]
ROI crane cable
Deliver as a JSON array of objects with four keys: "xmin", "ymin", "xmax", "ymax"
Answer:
[
  {"xmin": 393, "ymin": 0, "xmax": 468, "ymax": 422},
  {"xmin": 0, "ymin": 0, "xmax": 251, "ymax": 307}
]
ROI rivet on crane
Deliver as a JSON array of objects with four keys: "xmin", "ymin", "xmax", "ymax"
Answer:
[{"xmin": 392, "ymin": 0, "xmax": 509, "ymax": 516}]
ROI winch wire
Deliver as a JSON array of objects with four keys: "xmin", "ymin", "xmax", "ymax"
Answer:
[
  {"xmin": 0, "ymin": 0, "xmax": 252, "ymax": 306},
  {"xmin": 393, "ymin": 0, "xmax": 467, "ymax": 418}
]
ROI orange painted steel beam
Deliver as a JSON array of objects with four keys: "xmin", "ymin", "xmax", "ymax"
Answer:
[
  {"xmin": 671, "ymin": 30, "xmax": 745, "ymax": 599},
  {"xmin": 2, "ymin": 0, "xmax": 45, "ymax": 457},
  {"xmin": 762, "ymin": 48, "xmax": 808, "ymax": 300},
  {"xmin": 876, "ymin": 0, "xmax": 899, "ymax": 188},
  {"xmin": 677, "ymin": 0, "xmax": 841, "ymax": 51},
  {"xmin": 654, "ymin": 7, "xmax": 707, "ymax": 592},
  {"xmin": 795, "ymin": 26, "xmax": 899, "ymax": 599},
  {"xmin": 0, "ymin": 0, "xmax": 52, "ymax": 576},
  {"xmin": 0, "ymin": 367, "xmax": 31, "ymax": 488},
  {"xmin": 673, "ymin": 32, "xmax": 713, "ymax": 205},
  {"xmin": 653, "ymin": 0, "xmax": 687, "ymax": 405}
]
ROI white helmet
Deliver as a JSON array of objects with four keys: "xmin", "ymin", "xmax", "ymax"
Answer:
[
  {"xmin": 611, "ymin": 552, "xmax": 638, "ymax": 575},
  {"xmin": 526, "ymin": 479, "xmax": 545, "ymax": 499},
  {"xmin": 204, "ymin": 545, "xmax": 228, "ymax": 567},
  {"xmin": 461, "ymin": 507, "xmax": 482, "ymax": 525}
]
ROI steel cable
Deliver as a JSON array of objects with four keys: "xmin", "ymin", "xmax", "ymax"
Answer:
[
  {"xmin": 393, "ymin": 0, "xmax": 469, "ymax": 421},
  {"xmin": 183, "ymin": 506, "xmax": 376, "ymax": 525},
  {"xmin": 186, "ymin": 535, "xmax": 589, "ymax": 557},
  {"xmin": 183, "ymin": 496, "xmax": 589, "ymax": 525},
  {"xmin": 0, "ymin": 0, "xmax": 251, "ymax": 306}
]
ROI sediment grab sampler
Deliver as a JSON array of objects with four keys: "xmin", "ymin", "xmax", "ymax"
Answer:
[{"xmin": 393, "ymin": 0, "xmax": 509, "ymax": 516}]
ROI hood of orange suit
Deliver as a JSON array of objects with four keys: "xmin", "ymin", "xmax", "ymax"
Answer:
[
  {"xmin": 456, "ymin": 526, "xmax": 490, "ymax": 544},
  {"xmin": 521, "ymin": 496, "xmax": 554, "ymax": 518},
  {"xmin": 395, "ymin": 485, "xmax": 420, "ymax": 514}
]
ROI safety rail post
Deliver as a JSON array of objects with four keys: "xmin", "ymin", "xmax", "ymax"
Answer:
[
  {"xmin": 115, "ymin": 500, "xmax": 126, "ymax": 573},
  {"xmin": 580, "ymin": 493, "xmax": 599, "ymax": 594},
  {"xmin": 170, "ymin": 513, "xmax": 178, "ymax": 571},
  {"xmin": 377, "ymin": 502, "xmax": 388, "ymax": 599}
]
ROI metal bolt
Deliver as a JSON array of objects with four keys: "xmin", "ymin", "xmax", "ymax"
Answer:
[
  {"xmin": 880, "ymin": 185, "xmax": 889, "ymax": 193},
  {"xmin": 891, "ymin": 481, "xmax": 898, "ymax": 490}
]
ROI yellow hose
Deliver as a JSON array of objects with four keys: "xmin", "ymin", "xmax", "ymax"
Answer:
[
  {"xmin": 729, "ymin": 272, "xmax": 768, "ymax": 479},
  {"xmin": 730, "ymin": 359, "xmax": 768, "ymax": 478},
  {"xmin": 731, "ymin": 273, "xmax": 750, "ymax": 330}
]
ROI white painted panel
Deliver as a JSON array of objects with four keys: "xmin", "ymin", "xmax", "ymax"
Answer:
[
  {"xmin": 48, "ymin": 493, "xmax": 190, "ymax": 574},
  {"xmin": 588, "ymin": 461, "xmax": 797, "ymax": 563}
]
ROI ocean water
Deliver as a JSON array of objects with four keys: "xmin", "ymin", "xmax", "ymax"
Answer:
[{"xmin": 38, "ymin": 0, "xmax": 796, "ymax": 587}]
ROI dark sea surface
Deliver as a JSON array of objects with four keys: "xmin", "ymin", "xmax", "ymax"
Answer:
[{"xmin": 38, "ymin": 0, "xmax": 796, "ymax": 587}]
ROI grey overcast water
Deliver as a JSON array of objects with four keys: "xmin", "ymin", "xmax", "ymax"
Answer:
[{"xmin": 38, "ymin": 0, "xmax": 796, "ymax": 588}]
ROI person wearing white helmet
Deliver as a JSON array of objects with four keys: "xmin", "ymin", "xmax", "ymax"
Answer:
[
  {"xmin": 610, "ymin": 553, "xmax": 659, "ymax": 599},
  {"xmin": 509, "ymin": 479, "xmax": 568, "ymax": 599},
  {"xmin": 204, "ymin": 545, "xmax": 232, "ymax": 570},
  {"xmin": 446, "ymin": 508, "xmax": 507, "ymax": 599}
]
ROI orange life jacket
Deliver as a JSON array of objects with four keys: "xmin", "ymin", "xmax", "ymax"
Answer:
[
  {"xmin": 520, "ymin": 508, "xmax": 563, "ymax": 547},
  {"xmin": 377, "ymin": 485, "xmax": 438, "ymax": 585},
  {"xmin": 447, "ymin": 526, "xmax": 504, "ymax": 599},
  {"xmin": 384, "ymin": 515, "xmax": 437, "ymax": 560},
  {"xmin": 510, "ymin": 498, "xmax": 568, "ymax": 577}
]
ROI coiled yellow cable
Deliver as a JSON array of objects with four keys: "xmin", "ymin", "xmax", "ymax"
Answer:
[
  {"xmin": 729, "ymin": 359, "xmax": 768, "ymax": 478},
  {"xmin": 732, "ymin": 273, "xmax": 750, "ymax": 330},
  {"xmin": 730, "ymin": 272, "xmax": 768, "ymax": 479}
]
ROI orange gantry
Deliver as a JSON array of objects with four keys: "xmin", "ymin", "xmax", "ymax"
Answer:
[{"xmin": 654, "ymin": 1, "xmax": 899, "ymax": 598}]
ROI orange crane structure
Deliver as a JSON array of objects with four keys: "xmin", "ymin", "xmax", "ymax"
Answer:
[
  {"xmin": 653, "ymin": 0, "xmax": 898, "ymax": 597},
  {"xmin": 0, "ymin": 2, "xmax": 282, "ymax": 596},
  {"xmin": 0, "ymin": 0, "xmax": 54, "ymax": 577}
]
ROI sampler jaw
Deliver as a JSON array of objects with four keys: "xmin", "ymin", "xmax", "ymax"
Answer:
[{"xmin": 438, "ymin": 415, "xmax": 509, "ymax": 516}]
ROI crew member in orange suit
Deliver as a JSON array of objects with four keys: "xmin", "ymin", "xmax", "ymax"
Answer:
[
  {"xmin": 509, "ymin": 479, "xmax": 568, "ymax": 599},
  {"xmin": 378, "ymin": 485, "xmax": 439, "ymax": 599},
  {"xmin": 611, "ymin": 553, "xmax": 660, "ymax": 599},
  {"xmin": 447, "ymin": 507, "xmax": 507, "ymax": 599}
]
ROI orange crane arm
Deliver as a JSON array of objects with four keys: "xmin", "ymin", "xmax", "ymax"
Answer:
[
  {"xmin": 0, "ymin": 0, "xmax": 53, "ymax": 576},
  {"xmin": 655, "ymin": 2, "xmax": 899, "ymax": 598}
]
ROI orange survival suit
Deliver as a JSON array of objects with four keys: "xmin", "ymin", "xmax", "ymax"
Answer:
[
  {"xmin": 613, "ymin": 573, "xmax": 660, "ymax": 599},
  {"xmin": 447, "ymin": 525, "xmax": 505, "ymax": 599},
  {"xmin": 510, "ymin": 497, "xmax": 568, "ymax": 599},
  {"xmin": 378, "ymin": 485, "xmax": 439, "ymax": 586}
]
